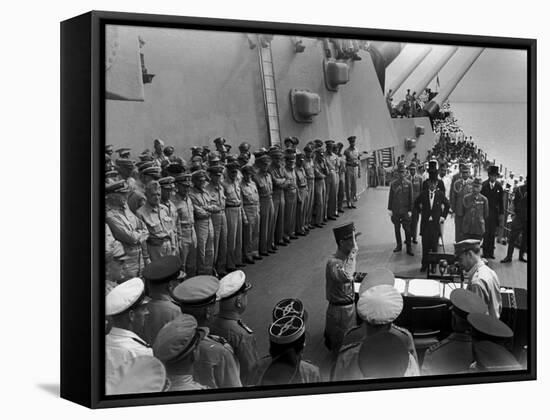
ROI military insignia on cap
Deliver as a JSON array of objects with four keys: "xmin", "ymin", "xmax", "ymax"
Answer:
[
  {"xmin": 268, "ymin": 315, "xmax": 305, "ymax": 345},
  {"xmin": 272, "ymin": 298, "xmax": 306, "ymax": 321}
]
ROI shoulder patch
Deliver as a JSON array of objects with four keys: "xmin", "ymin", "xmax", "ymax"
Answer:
[
  {"xmin": 208, "ymin": 333, "xmax": 229, "ymax": 346},
  {"xmin": 339, "ymin": 341, "xmax": 361, "ymax": 353}
]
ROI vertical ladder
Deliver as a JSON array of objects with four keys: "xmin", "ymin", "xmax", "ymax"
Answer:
[
  {"xmin": 380, "ymin": 147, "xmax": 393, "ymax": 167},
  {"xmin": 258, "ymin": 37, "xmax": 281, "ymax": 147}
]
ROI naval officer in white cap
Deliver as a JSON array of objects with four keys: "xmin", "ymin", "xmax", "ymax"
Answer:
[
  {"xmin": 210, "ymin": 270, "xmax": 259, "ymax": 386},
  {"xmin": 105, "ymin": 278, "xmax": 153, "ymax": 394}
]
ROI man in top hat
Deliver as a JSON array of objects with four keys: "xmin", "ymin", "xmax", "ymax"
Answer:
[
  {"xmin": 462, "ymin": 178, "xmax": 489, "ymax": 241},
  {"xmin": 455, "ymin": 240, "xmax": 502, "ymax": 318},
  {"xmin": 142, "ymin": 255, "xmax": 183, "ymax": 344},
  {"xmin": 388, "ymin": 161, "xmax": 414, "ymax": 256},
  {"xmin": 205, "ymin": 165, "xmax": 228, "ymax": 275},
  {"xmin": 189, "ymin": 170, "xmax": 216, "ymax": 275},
  {"xmin": 255, "ymin": 315, "xmax": 320, "ymax": 385},
  {"xmin": 152, "ymin": 138, "xmax": 169, "ymax": 167},
  {"xmin": 153, "ymin": 315, "xmax": 207, "ymax": 390},
  {"xmin": 340, "ymin": 268, "xmax": 418, "ymax": 363},
  {"xmin": 467, "ymin": 313, "xmax": 521, "ymax": 372},
  {"xmin": 173, "ymin": 173, "xmax": 198, "ymax": 276},
  {"xmin": 422, "ymin": 289, "xmax": 487, "ymax": 375},
  {"xmin": 295, "ymin": 151, "xmax": 309, "ymax": 236},
  {"xmin": 414, "ymin": 170, "xmax": 450, "ymax": 272},
  {"xmin": 480, "ymin": 165, "xmax": 504, "ymax": 259},
  {"xmin": 106, "ymin": 181, "xmax": 150, "ymax": 277},
  {"xmin": 324, "ymin": 222, "xmax": 360, "ymax": 354},
  {"xmin": 268, "ymin": 147, "xmax": 287, "ymax": 247},
  {"xmin": 313, "ymin": 143, "xmax": 328, "ymax": 227},
  {"xmin": 344, "ymin": 136, "xmax": 361, "ymax": 208},
  {"xmin": 105, "ymin": 278, "xmax": 153, "ymax": 391},
  {"xmin": 422, "ymin": 160, "xmax": 446, "ymax": 194},
  {"xmin": 302, "ymin": 145, "xmax": 316, "ymax": 231},
  {"xmin": 106, "ymin": 355, "xmax": 168, "ymax": 395},
  {"xmin": 224, "ymin": 162, "xmax": 247, "ymax": 270},
  {"xmin": 283, "ymin": 148, "xmax": 299, "ymax": 241},
  {"xmin": 409, "ymin": 162, "xmax": 424, "ymax": 244},
  {"xmin": 136, "ymin": 181, "xmax": 178, "ymax": 262},
  {"xmin": 241, "ymin": 165, "xmax": 262, "ymax": 263},
  {"xmin": 253, "ymin": 152, "xmax": 275, "ymax": 256},
  {"xmin": 170, "ymin": 275, "xmax": 242, "ymax": 388},
  {"xmin": 502, "ymin": 177, "xmax": 528, "ymax": 263},
  {"xmin": 324, "ymin": 140, "xmax": 339, "ymax": 220},
  {"xmin": 450, "ymin": 163, "xmax": 473, "ymax": 242},
  {"xmin": 211, "ymin": 271, "xmax": 259, "ymax": 386}
]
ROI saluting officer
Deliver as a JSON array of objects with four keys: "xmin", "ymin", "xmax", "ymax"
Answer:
[
  {"xmin": 343, "ymin": 136, "xmax": 361, "ymax": 208},
  {"xmin": 211, "ymin": 270, "xmax": 259, "ymax": 386},
  {"xmin": 170, "ymin": 275, "xmax": 242, "ymax": 388},
  {"xmin": 206, "ymin": 165, "xmax": 228, "ymax": 276},
  {"xmin": 324, "ymin": 222, "xmax": 360, "ymax": 354},
  {"xmin": 388, "ymin": 162, "xmax": 414, "ymax": 256},
  {"xmin": 153, "ymin": 314, "xmax": 208, "ymax": 390},
  {"xmin": 106, "ymin": 180, "xmax": 150, "ymax": 277},
  {"xmin": 189, "ymin": 170, "xmax": 216, "ymax": 275},
  {"xmin": 136, "ymin": 180, "xmax": 177, "ymax": 261},
  {"xmin": 462, "ymin": 178, "xmax": 489, "ymax": 241},
  {"xmin": 142, "ymin": 255, "xmax": 183, "ymax": 345},
  {"xmin": 254, "ymin": 151, "xmax": 275, "ymax": 256},
  {"xmin": 105, "ymin": 278, "xmax": 153, "ymax": 394},
  {"xmin": 173, "ymin": 173, "xmax": 198, "ymax": 276},
  {"xmin": 450, "ymin": 164, "xmax": 473, "ymax": 242},
  {"xmin": 422, "ymin": 289, "xmax": 487, "ymax": 375}
]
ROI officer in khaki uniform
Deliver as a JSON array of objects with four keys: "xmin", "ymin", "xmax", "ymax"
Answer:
[
  {"xmin": 106, "ymin": 180, "xmax": 150, "ymax": 277},
  {"xmin": 170, "ymin": 275, "xmax": 242, "ymax": 388},
  {"xmin": 206, "ymin": 165, "xmax": 228, "ymax": 275},
  {"xmin": 313, "ymin": 143, "xmax": 328, "ymax": 227},
  {"xmin": 137, "ymin": 180, "xmax": 178, "ymax": 261},
  {"xmin": 303, "ymin": 145, "xmax": 316, "ymax": 230},
  {"xmin": 211, "ymin": 270, "xmax": 259, "ymax": 386},
  {"xmin": 450, "ymin": 164, "xmax": 473, "ymax": 242},
  {"xmin": 408, "ymin": 163, "xmax": 424, "ymax": 243},
  {"xmin": 159, "ymin": 176, "xmax": 179, "ymax": 253},
  {"xmin": 462, "ymin": 178, "xmax": 489, "ymax": 241},
  {"xmin": 153, "ymin": 314, "xmax": 208, "ymax": 391},
  {"xmin": 254, "ymin": 152, "xmax": 275, "ymax": 255},
  {"xmin": 241, "ymin": 165, "xmax": 261, "ymax": 262},
  {"xmin": 283, "ymin": 149, "xmax": 298, "ymax": 241},
  {"xmin": 336, "ymin": 142, "xmax": 346, "ymax": 214},
  {"xmin": 173, "ymin": 173, "xmax": 197, "ymax": 276},
  {"xmin": 224, "ymin": 162, "xmax": 246, "ymax": 270},
  {"xmin": 387, "ymin": 162, "xmax": 414, "ymax": 256},
  {"xmin": 295, "ymin": 151, "xmax": 309, "ymax": 235},
  {"xmin": 343, "ymin": 136, "xmax": 361, "ymax": 208},
  {"xmin": 269, "ymin": 147, "xmax": 287, "ymax": 247},
  {"xmin": 324, "ymin": 140, "xmax": 339, "ymax": 220},
  {"xmin": 324, "ymin": 222, "xmax": 360, "ymax": 354},
  {"xmin": 422, "ymin": 289, "xmax": 487, "ymax": 376},
  {"xmin": 142, "ymin": 255, "xmax": 183, "ymax": 345}
]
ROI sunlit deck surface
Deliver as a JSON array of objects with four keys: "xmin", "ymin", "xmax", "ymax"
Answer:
[{"xmin": 239, "ymin": 186, "xmax": 528, "ymax": 380}]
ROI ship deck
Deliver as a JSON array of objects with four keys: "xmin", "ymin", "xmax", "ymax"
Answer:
[{"xmin": 240, "ymin": 186, "xmax": 528, "ymax": 379}]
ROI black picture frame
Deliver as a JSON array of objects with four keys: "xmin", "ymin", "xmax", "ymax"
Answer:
[{"xmin": 60, "ymin": 10, "xmax": 537, "ymax": 409}]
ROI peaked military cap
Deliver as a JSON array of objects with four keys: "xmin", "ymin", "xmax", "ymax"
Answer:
[
  {"xmin": 333, "ymin": 222, "xmax": 361, "ymax": 243},
  {"xmin": 143, "ymin": 255, "xmax": 182, "ymax": 283},
  {"xmin": 153, "ymin": 314, "xmax": 202, "ymax": 364},
  {"xmin": 106, "ymin": 355, "xmax": 166, "ymax": 395},
  {"xmin": 174, "ymin": 173, "xmax": 193, "ymax": 184},
  {"xmin": 408, "ymin": 162, "xmax": 417, "ymax": 170},
  {"xmin": 272, "ymin": 298, "xmax": 306, "ymax": 322},
  {"xmin": 105, "ymin": 180, "xmax": 130, "ymax": 194},
  {"xmin": 226, "ymin": 161, "xmax": 241, "ymax": 171},
  {"xmin": 241, "ymin": 165, "xmax": 256, "ymax": 175},
  {"xmin": 115, "ymin": 158, "xmax": 136, "ymax": 169},
  {"xmin": 347, "ymin": 136, "xmax": 357, "ymax": 142},
  {"xmin": 454, "ymin": 239, "xmax": 481, "ymax": 256},
  {"xmin": 467, "ymin": 313, "xmax": 513, "ymax": 340},
  {"xmin": 159, "ymin": 176, "xmax": 176, "ymax": 189},
  {"xmin": 170, "ymin": 275, "xmax": 219, "ymax": 307},
  {"xmin": 269, "ymin": 315, "xmax": 305, "ymax": 345},
  {"xmin": 449, "ymin": 288, "xmax": 487, "ymax": 318},
  {"xmin": 213, "ymin": 137, "xmax": 226, "ymax": 145},
  {"xmin": 357, "ymin": 285, "xmax": 403, "ymax": 324},
  {"xmin": 140, "ymin": 166, "xmax": 162, "ymax": 179},
  {"xmin": 153, "ymin": 138, "xmax": 165, "ymax": 147},
  {"xmin": 217, "ymin": 270, "xmax": 252, "ymax": 300},
  {"xmin": 165, "ymin": 162, "xmax": 186, "ymax": 176},
  {"xmin": 191, "ymin": 169, "xmax": 208, "ymax": 181},
  {"xmin": 105, "ymin": 170, "xmax": 119, "ymax": 180},
  {"xmin": 397, "ymin": 161, "xmax": 407, "ymax": 171},
  {"xmin": 106, "ymin": 278, "xmax": 150, "ymax": 316}
]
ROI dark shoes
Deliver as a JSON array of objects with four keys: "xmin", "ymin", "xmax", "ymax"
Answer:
[
  {"xmin": 412, "ymin": 239, "xmax": 418, "ymax": 244},
  {"xmin": 519, "ymin": 256, "xmax": 528, "ymax": 263},
  {"xmin": 420, "ymin": 265, "xmax": 428, "ymax": 272},
  {"xmin": 393, "ymin": 246, "xmax": 402, "ymax": 253},
  {"xmin": 328, "ymin": 216, "xmax": 337, "ymax": 221},
  {"xmin": 406, "ymin": 248, "xmax": 414, "ymax": 256},
  {"xmin": 501, "ymin": 257, "xmax": 512, "ymax": 263},
  {"xmin": 277, "ymin": 241, "xmax": 288, "ymax": 247},
  {"xmin": 289, "ymin": 235, "xmax": 299, "ymax": 240}
]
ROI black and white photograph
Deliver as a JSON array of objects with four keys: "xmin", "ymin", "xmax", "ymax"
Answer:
[{"xmin": 101, "ymin": 19, "xmax": 532, "ymax": 400}]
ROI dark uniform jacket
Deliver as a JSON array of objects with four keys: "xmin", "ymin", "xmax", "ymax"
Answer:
[
  {"xmin": 512, "ymin": 184, "xmax": 528, "ymax": 222},
  {"xmin": 481, "ymin": 180, "xmax": 504, "ymax": 223},
  {"xmin": 388, "ymin": 178, "xmax": 414, "ymax": 215},
  {"xmin": 421, "ymin": 332, "xmax": 473, "ymax": 375}
]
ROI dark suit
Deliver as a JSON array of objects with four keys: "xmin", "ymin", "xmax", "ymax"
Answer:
[
  {"xmin": 422, "ymin": 178, "xmax": 446, "ymax": 195},
  {"xmin": 505, "ymin": 184, "xmax": 528, "ymax": 259},
  {"xmin": 414, "ymin": 188, "xmax": 450, "ymax": 267},
  {"xmin": 480, "ymin": 180, "xmax": 504, "ymax": 257}
]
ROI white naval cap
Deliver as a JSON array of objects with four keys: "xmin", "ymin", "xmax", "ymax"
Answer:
[
  {"xmin": 106, "ymin": 355, "xmax": 166, "ymax": 395},
  {"xmin": 106, "ymin": 277, "xmax": 150, "ymax": 316},
  {"xmin": 358, "ymin": 267, "xmax": 395, "ymax": 295},
  {"xmin": 357, "ymin": 284, "xmax": 403, "ymax": 325},
  {"xmin": 216, "ymin": 270, "xmax": 252, "ymax": 300}
]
